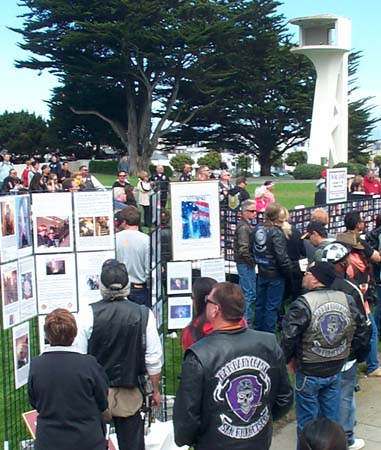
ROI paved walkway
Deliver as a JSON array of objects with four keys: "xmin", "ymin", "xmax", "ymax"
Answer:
[{"xmin": 271, "ymin": 374, "xmax": 381, "ymax": 449}]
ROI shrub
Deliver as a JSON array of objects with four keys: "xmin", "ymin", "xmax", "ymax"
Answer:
[
  {"xmin": 149, "ymin": 164, "xmax": 174, "ymax": 178},
  {"xmin": 89, "ymin": 160, "xmax": 118, "ymax": 175},
  {"xmin": 333, "ymin": 162, "xmax": 367, "ymax": 176},
  {"xmin": 170, "ymin": 154, "xmax": 194, "ymax": 172},
  {"xmin": 292, "ymin": 163, "xmax": 325, "ymax": 179}
]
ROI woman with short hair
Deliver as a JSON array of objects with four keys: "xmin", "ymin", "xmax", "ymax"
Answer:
[{"xmin": 28, "ymin": 308, "xmax": 109, "ymax": 450}]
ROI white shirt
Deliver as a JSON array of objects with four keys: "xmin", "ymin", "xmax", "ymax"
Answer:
[{"xmin": 74, "ymin": 304, "xmax": 162, "ymax": 375}]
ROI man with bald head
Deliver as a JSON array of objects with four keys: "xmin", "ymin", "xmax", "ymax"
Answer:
[{"xmin": 150, "ymin": 165, "xmax": 169, "ymax": 208}]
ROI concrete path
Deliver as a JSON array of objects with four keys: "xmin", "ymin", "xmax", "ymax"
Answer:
[{"xmin": 271, "ymin": 374, "xmax": 381, "ymax": 449}]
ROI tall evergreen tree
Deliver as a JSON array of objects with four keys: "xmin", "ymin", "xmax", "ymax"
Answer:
[{"xmin": 13, "ymin": 0, "xmax": 237, "ymax": 173}]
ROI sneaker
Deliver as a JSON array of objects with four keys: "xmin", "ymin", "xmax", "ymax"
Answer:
[
  {"xmin": 368, "ymin": 367, "xmax": 381, "ymax": 377},
  {"xmin": 348, "ymin": 438, "xmax": 365, "ymax": 450}
]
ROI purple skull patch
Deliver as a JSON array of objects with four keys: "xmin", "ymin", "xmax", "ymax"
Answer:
[
  {"xmin": 226, "ymin": 375, "xmax": 262, "ymax": 422},
  {"xmin": 320, "ymin": 313, "xmax": 344, "ymax": 345}
]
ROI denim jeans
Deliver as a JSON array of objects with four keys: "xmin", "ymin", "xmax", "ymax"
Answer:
[
  {"xmin": 295, "ymin": 370, "xmax": 341, "ymax": 437},
  {"xmin": 375, "ymin": 285, "xmax": 381, "ymax": 336},
  {"xmin": 128, "ymin": 286, "xmax": 150, "ymax": 307},
  {"xmin": 254, "ymin": 275, "xmax": 285, "ymax": 333},
  {"xmin": 366, "ymin": 313, "xmax": 379, "ymax": 374},
  {"xmin": 339, "ymin": 362, "xmax": 358, "ymax": 446},
  {"xmin": 237, "ymin": 263, "xmax": 256, "ymax": 327}
]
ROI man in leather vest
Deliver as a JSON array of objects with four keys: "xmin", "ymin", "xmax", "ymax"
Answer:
[
  {"xmin": 280, "ymin": 261, "xmax": 363, "ymax": 440},
  {"xmin": 75, "ymin": 259, "xmax": 162, "ymax": 450},
  {"xmin": 174, "ymin": 281, "xmax": 293, "ymax": 450}
]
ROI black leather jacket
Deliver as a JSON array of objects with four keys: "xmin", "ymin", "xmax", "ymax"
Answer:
[
  {"xmin": 173, "ymin": 327, "xmax": 293, "ymax": 450},
  {"xmin": 234, "ymin": 217, "xmax": 255, "ymax": 268},
  {"xmin": 280, "ymin": 287, "xmax": 367, "ymax": 377},
  {"xmin": 253, "ymin": 224, "xmax": 292, "ymax": 278},
  {"xmin": 330, "ymin": 275, "xmax": 371, "ymax": 362}
]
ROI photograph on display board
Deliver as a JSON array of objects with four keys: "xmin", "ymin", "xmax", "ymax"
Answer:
[
  {"xmin": 32, "ymin": 193, "xmax": 74, "ymax": 254},
  {"xmin": 155, "ymin": 299, "xmax": 163, "ymax": 330},
  {"xmin": 36, "ymin": 253, "xmax": 77, "ymax": 314},
  {"xmin": 0, "ymin": 197, "xmax": 19, "ymax": 263},
  {"xmin": 74, "ymin": 191, "xmax": 114, "ymax": 251},
  {"xmin": 167, "ymin": 261, "xmax": 192, "ymax": 295},
  {"xmin": 13, "ymin": 321, "xmax": 30, "ymax": 389},
  {"xmin": 79, "ymin": 217, "xmax": 95, "ymax": 237},
  {"xmin": 18, "ymin": 256, "xmax": 37, "ymax": 322},
  {"xmin": 168, "ymin": 296, "xmax": 192, "ymax": 329},
  {"xmin": 16, "ymin": 195, "xmax": 32, "ymax": 251},
  {"xmin": 1, "ymin": 261, "xmax": 20, "ymax": 328},
  {"xmin": 170, "ymin": 181, "xmax": 220, "ymax": 261},
  {"xmin": 36, "ymin": 217, "xmax": 71, "ymax": 250},
  {"xmin": 76, "ymin": 250, "xmax": 115, "ymax": 310},
  {"xmin": 1, "ymin": 200, "xmax": 15, "ymax": 236}
]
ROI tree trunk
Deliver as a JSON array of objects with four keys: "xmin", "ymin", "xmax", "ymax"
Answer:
[
  {"xmin": 126, "ymin": 82, "xmax": 153, "ymax": 175},
  {"xmin": 259, "ymin": 152, "xmax": 272, "ymax": 176}
]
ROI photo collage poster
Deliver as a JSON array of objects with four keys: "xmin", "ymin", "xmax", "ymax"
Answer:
[
  {"xmin": 32, "ymin": 192, "xmax": 74, "ymax": 254},
  {"xmin": 76, "ymin": 250, "xmax": 116, "ymax": 310},
  {"xmin": 1, "ymin": 256, "xmax": 37, "ymax": 329},
  {"xmin": 170, "ymin": 181, "xmax": 221, "ymax": 261},
  {"xmin": 167, "ymin": 296, "xmax": 193, "ymax": 330},
  {"xmin": 36, "ymin": 253, "xmax": 77, "ymax": 314},
  {"xmin": 74, "ymin": 191, "xmax": 114, "ymax": 251},
  {"xmin": 13, "ymin": 321, "xmax": 30, "ymax": 389},
  {"xmin": 0, "ymin": 194, "xmax": 33, "ymax": 263}
]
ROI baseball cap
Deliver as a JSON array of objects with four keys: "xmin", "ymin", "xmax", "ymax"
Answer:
[
  {"xmin": 308, "ymin": 261, "xmax": 336, "ymax": 287},
  {"xmin": 100, "ymin": 259, "xmax": 129, "ymax": 290},
  {"xmin": 301, "ymin": 221, "xmax": 328, "ymax": 239}
]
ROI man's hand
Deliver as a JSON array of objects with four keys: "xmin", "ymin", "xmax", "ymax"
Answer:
[
  {"xmin": 151, "ymin": 391, "xmax": 161, "ymax": 408},
  {"xmin": 287, "ymin": 358, "xmax": 296, "ymax": 374}
]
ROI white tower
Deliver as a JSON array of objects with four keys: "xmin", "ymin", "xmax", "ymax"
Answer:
[{"xmin": 290, "ymin": 15, "xmax": 351, "ymax": 166}]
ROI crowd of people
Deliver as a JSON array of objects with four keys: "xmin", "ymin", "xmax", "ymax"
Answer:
[
  {"xmin": 0, "ymin": 149, "xmax": 105, "ymax": 193},
  {"xmin": 18, "ymin": 152, "xmax": 381, "ymax": 450}
]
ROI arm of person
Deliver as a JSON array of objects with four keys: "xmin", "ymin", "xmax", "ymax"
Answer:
[
  {"xmin": 27, "ymin": 363, "xmax": 37, "ymax": 409},
  {"xmin": 145, "ymin": 310, "xmax": 163, "ymax": 406},
  {"xmin": 280, "ymin": 297, "xmax": 311, "ymax": 363},
  {"xmin": 73, "ymin": 305, "xmax": 94, "ymax": 354},
  {"xmin": 173, "ymin": 351, "xmax": 204, "ymax": 447},
  {"xmin": 272, "ymin": 229, "xmax": 292, "ymax": 276},
  {"xmin": 272, "ymin": 342, "xmax": 294, "ymax": 420},
  {"xmin": 361, "ymin": 239, "xmax": 381, "ymax": 263},
  {"xmin": 91, "ymin": 175, "xmax": 105, "ymax": 190},
  {"xmin": 91, "ymin": 358, "xmax": 109, "ymax": 412},
  {"xmin": 236, "ymin": 224, "xmax": 254, "ymax": 267},
  {"xmin": 347, "ymin": 294, "xmax": 371, "ymax": 363}
]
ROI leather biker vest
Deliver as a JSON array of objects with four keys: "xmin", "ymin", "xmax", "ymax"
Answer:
[
  {"xmin": 88, "ymin": 299, "xmax": 144, "ymax": 387},
  {"xmin": 301, "ymin": 290, "xmax": 355, "ymax": 365}
]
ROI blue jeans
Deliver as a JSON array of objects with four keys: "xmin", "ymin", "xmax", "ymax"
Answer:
[
  {"xmin": 254, "ymin": 275, "xmax": 285, "ymax": 333},
  {"xmin": 128, "ymin": 285, "xmax": 150, "ymax": 307},
  {"xmin": 295, "ymin": 371, "xmax": 341, "ymax": 437},
  {"xmin": 339, "ymin": 362, "xmax": 358, "ymax": 446},
  {"xmin": 237, "ymin": 263, "xmax": 256, "ymax": 327},
  {"xmin": 366, "ymin": 313, "xmax": 379, "ymax": 374},
  {"xmin": 375, "ymin": 284, "xmax": 381, "ymax": 336}
]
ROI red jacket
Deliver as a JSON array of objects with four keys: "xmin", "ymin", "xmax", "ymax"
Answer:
[{"xmin": 363, "ymin": 176, "xmax": 381, "ymax": 195}]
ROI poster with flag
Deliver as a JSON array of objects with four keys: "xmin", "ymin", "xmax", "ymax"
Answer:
[{"xmin": 170, "ymin": 181, "xmax": 220, "ymax": 261}]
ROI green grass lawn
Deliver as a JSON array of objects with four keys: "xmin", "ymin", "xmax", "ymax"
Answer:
[{"xmin": 96, "ymin": 173, "xmax": 316, "ymax": 210}]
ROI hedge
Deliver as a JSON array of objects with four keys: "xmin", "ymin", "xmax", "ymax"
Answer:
[
  {"xmin": 89, "ymin": 160, "xmax": 118, "ymax": 175},
  {"xmin": 333, "ymin": 162, "xmax": 368, "ymax": 176},
  {"xmin": 292, "ymin": 163, "xmax": 325, "ymax": 179}
]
